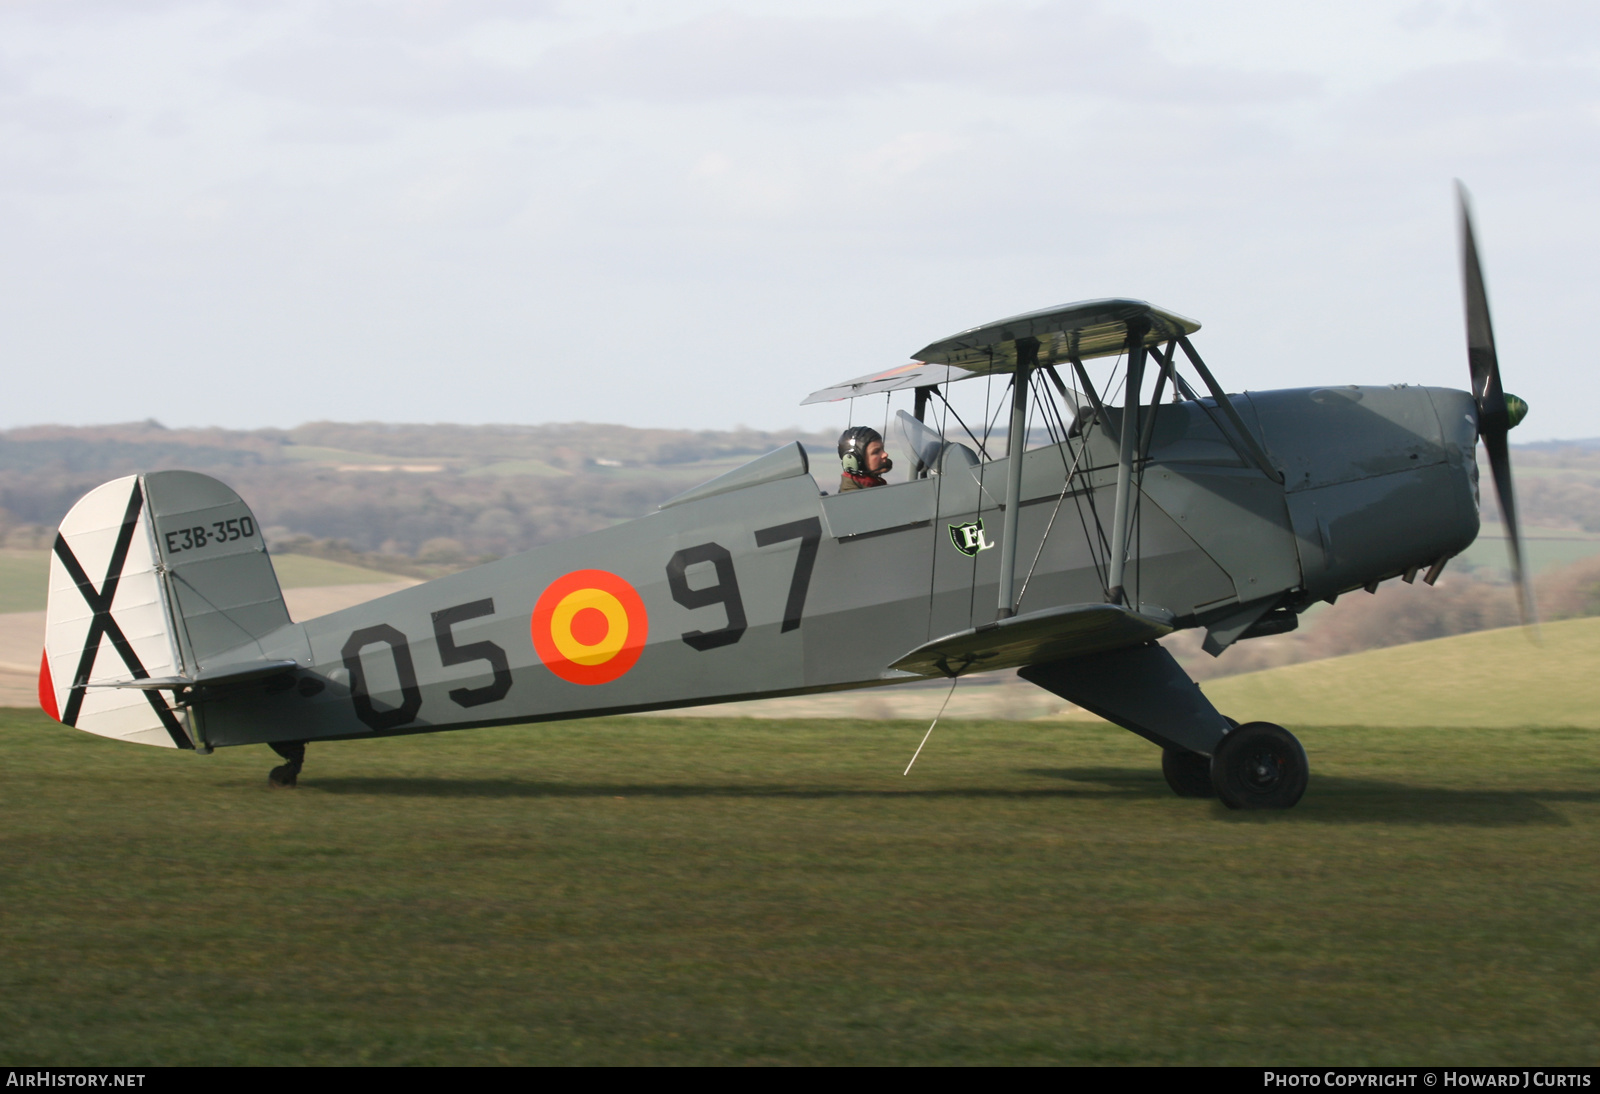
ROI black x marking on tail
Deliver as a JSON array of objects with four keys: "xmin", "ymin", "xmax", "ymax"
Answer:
[{"xmin": 53, "ymin": 480, "xmax": 191, "ymax": 748}]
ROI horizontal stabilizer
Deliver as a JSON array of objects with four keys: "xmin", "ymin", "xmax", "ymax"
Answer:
[
  {"xmin": 96, "ymin": 660, "xmax": 300, "ymax": 692},
  {"xmin": 889, "ymin": 602, "xmax": 1173, "ymax": 678}
]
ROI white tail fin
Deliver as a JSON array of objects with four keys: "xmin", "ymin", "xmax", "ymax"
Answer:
[{"xmin": 41, "ymin": 472, "xmax": 289, "ymax": 749}]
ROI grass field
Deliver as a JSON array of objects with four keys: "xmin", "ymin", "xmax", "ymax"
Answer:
[
  {"xmin": 0, "ymin": 550, "xmax": 400, "ymax": 614},
  {"xmin": 1202, "ymin": 616, "xmax": 1600, "ymax": 728},
  {"xmin": 3, "ymin": 708, "xmax": 1597, "ymax": 1065},
  {"xmin": 269, "ymin": 554, "xmax": 412, "ymax": 588},
  {"xmin": 466, "ymin": 458, "xmax": 571, "ymax": 478},
  {"xmin": 0, "ymin": 550, "xmax": 55, "ymax": 613},
  {"xmin": 1457, "ymin": 526, "xmax": 1600, "ymax": 577}
]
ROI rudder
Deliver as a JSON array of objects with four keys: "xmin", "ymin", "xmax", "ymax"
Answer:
[{"xmin": 42, "ymin": 471, "xmax": 290, "ymax": 749}]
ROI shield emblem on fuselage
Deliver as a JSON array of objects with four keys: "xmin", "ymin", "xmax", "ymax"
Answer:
[{"xmin": 948, "ymin": 519, "xmax": 994, "ymax": 558}]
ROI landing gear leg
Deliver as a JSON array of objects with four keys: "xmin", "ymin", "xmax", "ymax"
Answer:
[
  {"xmin": 1020, "ymin": 647, "xmax": 1308, "ymax": 808},
  {"xmin": 268, "ymin": 740, "xmax": 306, "ymax": 789},
  {"xmin": 1019, "ymin": 644, "xmax": 1232, "ymax": 757},
  {"xmin": 1161, "ymin": 716, "xmax": 1240, "ymax": 798}
]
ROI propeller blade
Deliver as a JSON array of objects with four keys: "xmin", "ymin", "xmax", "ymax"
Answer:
[
  {"xmin": 1481, "ymin": 427, "xmax": 1535, "ymax": 626},
  {"xmin": 1457, "ymin": 181, "xmax": 1536, "ymax": 629},
  {"xmin": 1458, "ymin": 181, "xmax": 1507, "ymax": 429}
]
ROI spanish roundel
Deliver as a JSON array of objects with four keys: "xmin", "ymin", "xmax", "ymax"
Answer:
[{"xmin": 530, "ymin": 570, "xmax": 649, "ymax": 686}]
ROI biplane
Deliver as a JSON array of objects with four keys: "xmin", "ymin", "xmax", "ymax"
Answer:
[{"xmin": 37, "ymin": 187, "xmax": 1530, "ymax": 809}]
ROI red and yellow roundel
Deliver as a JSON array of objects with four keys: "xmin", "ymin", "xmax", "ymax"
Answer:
[{"xmin": 530, "ymin": 570, "xmax": 649, "ymax": 686}]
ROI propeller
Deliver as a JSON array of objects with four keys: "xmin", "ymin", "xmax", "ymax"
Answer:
[{"xmin": 1456, "ymin": 180, "xmax": 1535, "ymax": 627}]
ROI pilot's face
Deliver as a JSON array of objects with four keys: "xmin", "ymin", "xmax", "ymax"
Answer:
[{"xmin": 863, "ymin": 440, "xmax": 889, "ymax": 474}]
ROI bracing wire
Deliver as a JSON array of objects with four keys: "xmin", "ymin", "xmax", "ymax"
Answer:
[
  {"xmin": 1041, "ymin": 366, "xmax": 1106, "ymax": 581},
  {"xmin": 1125, "ymin": 353, "xmax": 1159, "ymax": 609},
  {"xmin": 1014, "ymin": 371, "xmax": 1097, "ymax": 613},
  {"xmin": 968, "ymin": 368, "xmax": 998, "ymax": 621},
  {"xmin": 980, "ymin": 377, "xmax": 1013, "ymax": 455},
  {"xmin": 904, "ymin": 676, "xmax": 959, "ymax": 776},
  {"xmin": 930, "ymin": 388, "xmax": 989, "ymax": 460},
  {"xmin": 967, "ymin": 375, "xmax": 1015, "ymax": 511},
  {"xmin": 924, "ymin": 384, "xmax": 952, "ymax": 637},
  {"xmin": 1064, "ymin": 351, "xmax": 1126, "ymax": 595}
]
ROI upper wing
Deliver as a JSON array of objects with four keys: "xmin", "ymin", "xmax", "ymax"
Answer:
[
  {"xmin": 800, "ymin": 361, "xmax": 967, "ymax": 405},
  {"xmin": 801, "ymin": 299, "xmax": 1200, "ymax": 405},
  {"xmin": 914, "ymin": 298, "xmax": 1199, "ymax": 375}
]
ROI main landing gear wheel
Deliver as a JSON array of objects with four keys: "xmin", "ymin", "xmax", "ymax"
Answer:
[
  {"xmin": 268, "ymin": 740, "xmax": 306, "ymax": 789},
  {"xmin": 1210, "ymin": 722, "xmax": 1307, "ymax": 810},
  {"xmin": 1161, "ymin": 749, "xmax": 1216, "ymax": 798}
]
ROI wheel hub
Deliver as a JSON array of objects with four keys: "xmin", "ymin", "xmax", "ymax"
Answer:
[{"xmin": 1247, "ymin": 751, "xmax": 1285, "ymax": 789}]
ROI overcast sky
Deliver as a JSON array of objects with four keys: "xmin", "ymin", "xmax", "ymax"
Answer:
[{"xmin": 0, "ymin": 0, "xmax": 1595, "ymax": 439}]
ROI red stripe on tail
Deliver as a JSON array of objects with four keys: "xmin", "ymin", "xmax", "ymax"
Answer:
[{"xmin": 38, "ymin": 649, "xmax": 59, "ymax": 722}]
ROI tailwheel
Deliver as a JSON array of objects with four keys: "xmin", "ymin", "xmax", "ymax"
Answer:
[
  {"xmin": 1161, "ymin": 749, "xmax": 1215, "ymax": 798},
  {"xmin": 1210, "ymin": 722, "xmax": 1307, "ymax": 810},
  {"xmin": 267, "ymin": 740, "xmax": 306, "ymax": 789}
]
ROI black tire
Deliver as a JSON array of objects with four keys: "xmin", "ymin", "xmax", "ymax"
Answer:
[
  {"xmin": 1162, "ymin": 749, "xmax": 1216, "ymax": 798},
  {"xmin": 1210, "ymin": 721, "xmax": 1307, "ymax": 810},
  {"xmin": 268, "ymin": 740, "xmax": 305, "ymax": 789}
]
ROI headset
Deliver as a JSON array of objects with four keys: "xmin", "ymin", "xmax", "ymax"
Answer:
[{"xmin": 838, "ymin": 426, "xmax": 893, "ymax": 476}]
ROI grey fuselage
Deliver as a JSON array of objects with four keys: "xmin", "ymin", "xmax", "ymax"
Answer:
[{"xmin": 192, "ymin": 384, "xmax": 1482, "ymax": 750}]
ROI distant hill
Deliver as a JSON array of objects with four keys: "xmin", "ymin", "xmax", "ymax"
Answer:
[
  {"xmin": 2, "ymin": 422, "xmax": 1599, "ymax": 683},
  {"xmin": 0, "ymin": 548, "xmax": 402, "ymax": 614},
  {"xmin": 1515, "ymin": 437, "xmax": 1600, "ymax": 451},
  {"xmin": 1199, "ymin": 615, "xmax": 1600, "ymax": 729},
  {"xmin": 0, "ymin": 420, "xmax": 839, "ymax": 563},
  {"xmin": 1, "ymin": 422, "xmax": 1592, "ymax": 557}
]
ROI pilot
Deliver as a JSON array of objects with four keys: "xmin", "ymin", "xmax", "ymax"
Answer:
[{"xmin": 838, "ymin": 426, "xmax": 892, "ymax": 491}]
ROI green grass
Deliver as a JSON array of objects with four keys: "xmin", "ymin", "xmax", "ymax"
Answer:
[
  {"xmin": 1204, "ymin": 615, "xmax": 1600, "ymax": 729},
  {"xmin": 0, "ymin": 550, "xmax": 49, "ymax": 612},
  {"xmin": 465, "ymin": 458, "xmax": 570, "ymax": 478},
  {"xmin": 2, "ymin": 709, "xmax": 1597, "ymax": 1065},
  {"xmin": 0, "ymin": 551, "xmax": 399, "ymax": 613},
  {"xmin": 268, "ymin": 553, "xmax": 409, "ymax": 588},
  {"xmin": 1458, "ymin": 528, "xmax": 1600, "ymax": 575},
  {"xmin": 279, "ymin": 445, "xmax": 432, "ymax": 467}
]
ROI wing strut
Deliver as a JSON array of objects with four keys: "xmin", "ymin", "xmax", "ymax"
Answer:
[
  {"xmin": 1065, "ymin": 335, "xmax": 1118, "ymax": 444},
  {"xmin": 1138, "ymin": 341, "xmax": 1176, "ymax": 459},
  {"xmin": 1106, "ymin": 321, "xmax": 1149, "ymax": 605},
  {"xmin": 995, "ymin": 338, "xmax": 1037, "ymax": 619},
  {"xmin": 1174, "ymin": 336, "xmax": 1283, "ymax": 483}
]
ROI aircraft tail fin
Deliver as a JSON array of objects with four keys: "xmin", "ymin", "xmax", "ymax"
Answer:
[{"xmin": 41, "ymin": 471, "xmax": 291, "ymax": 749}]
